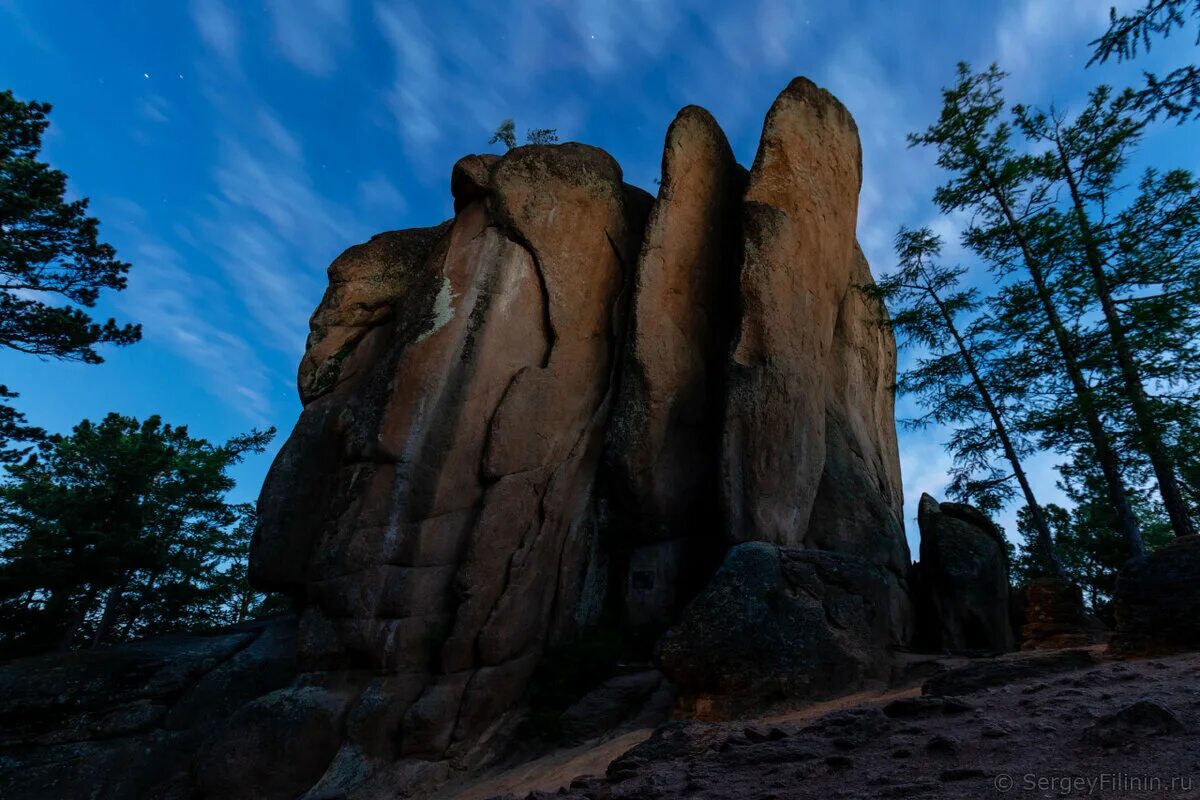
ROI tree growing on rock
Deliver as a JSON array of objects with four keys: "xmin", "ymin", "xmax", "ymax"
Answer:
[
  {"xmin": 0, "ymin": 89, "xmax": 141, "ymax": 460},
  {"xmin": 0, "ymin": 414, "xmax": 275, "ymax": 656},
  {"xmin": 488, "ymin": 118, "xmax": 517, "ymax": 150},
  {"xmin": 488, "ymin": 118, "xmax": 560, "ymax": 149}
]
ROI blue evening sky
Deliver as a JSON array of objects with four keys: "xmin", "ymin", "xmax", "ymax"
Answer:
[{"xmin": 1, "ymin": 0, "xmax": 1195, "ymax": 553}]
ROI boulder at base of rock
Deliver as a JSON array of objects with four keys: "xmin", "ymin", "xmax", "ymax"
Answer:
[
  {"xmin": 913, "ymin": 494, "xmax": 1013, "ymax": 654},
  {"xmin": 1110, "ymin": 535, "xmax": 1200, "ymax": 656},
  {"xmin": 657, "ymin": 542, "xmax": 892, "ymax": 714},
  {"xmin": 1021, "ymin": 576, "xmax": 1089, "ymax": 650}
]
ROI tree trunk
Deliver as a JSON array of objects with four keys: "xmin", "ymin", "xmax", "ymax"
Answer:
[
  {"xmin": 90, "ymin": 577, "xmax": 129, "ymax": 648},
  {"xmin": 1054, "ymin": 134, "xmax": 1197, "ymax": 540},
  {"xmin": 978, "ymin": 161, "xmax": 1147, "ymax": 561},
  {"xmin": 925, "ymin": 277, "xmax": 1067, "ymax": 578},
  {"xmin": 57, "ymin": 586, "xmax": 97, "ymax": 652}
]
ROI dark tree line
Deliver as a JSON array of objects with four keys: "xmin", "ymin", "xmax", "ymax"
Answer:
[
  {"xmin": 873, "ymin": 5, "xmax": 1200, "ymax": 611},
  {"xmin": 0, "ymin": 90, "xmax": 277, "ymax": 657}
]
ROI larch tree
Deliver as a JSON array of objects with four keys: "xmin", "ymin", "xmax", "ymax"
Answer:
[
  {"xmin": 1090, "ymin": 0, "xmax": 1200, "ymax": 122},
  {"xmin": 910, "ymin": 63, "xmax": 1148, "ymax": 561},
  {"xmin": 1014, "ymin": 89, "xmax": 1197, "ymax": 538},
  {"xmin": 869, "ymin": 227, "xmax": 1066, "ymax": 577}
]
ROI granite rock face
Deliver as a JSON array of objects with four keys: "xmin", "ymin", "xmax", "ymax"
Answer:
[
  {"xmin": 606, "ymin": 106, "xmax": 747, "ymax": 631},
  {"xmin": 722, "ymin": 78, "xmax": 911, "ymax": 641},
  {"xmin": 913, "ymin": 494, "xmax": 1013, "ymax": 654},
  {"xmin": 1110, "ymin": 535, "xmax": 1200, "ymax": 656},
  {"xmin": 213, "ymin": 78, "xmax": 907, "ymax": 798}
]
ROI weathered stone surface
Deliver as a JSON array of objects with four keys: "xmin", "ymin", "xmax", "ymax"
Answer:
[
  {"xmin": 558, "ymin": 670, "xmax": 669, "ymax": 744},
  {"xmin": 723, "ymin": 78, "xmax": 864, "ymax": 545},
  {"xmin": 1021, "ymin": 576, "xmax": 1088, "ymax": 651},
  {"xmin": 1110, "ymin": 535, "xmax": 1200, "ymax": 656},
  {"xmin": 298, "ymin": 223, "xmax": 451, "ymax": 405},
  {"xmin": 1083, "ymin": 700, "xmax": 1185, "ymax": 748},
  {"xmin": 604, "ymin": 106, "xmax": 745, "ymax": 632},
  {"xmin": 719, "ymin": 78, "xmax": 911, "ymax": 637},
  {"xmin": 657, "ymin": 542, "xmax": 893, "ymax": 710},
  {"xmin": 607, "ymin": 105, "xmax": 744, "ymax": 542},
  {"xmin": 238, "ymin": 79, "xmax": 910, "ymax": 797},
  {"xmin": 250, "ymin": 141, "xmax": 652, "ymax": 787},
  {"xmin": 193, "ymin": 685, "xmax": 348, "ymax": 800},
  {"xmin": 0, "ymin": 617, "xmax": 296, "ymax": 800},
  {"xmin": 913, "ymin": 494, "xmax": 1012, "ymax": 654}
]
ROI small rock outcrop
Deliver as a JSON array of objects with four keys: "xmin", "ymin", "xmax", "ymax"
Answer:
[
  {"xmin": 1110, "ymin": 535, "xmax": 1200, "ymax": 656},
  {"xmin": 1021, "ymin": 576, "xmax": 1088, "ymax": 650},
  {"xmin": 1083, "ymin": 700, "xmax": 1185, "ymax": 748},
  {"xmin": 913, "ymin": 494, "xmax": 1013, "ymax": 654}
]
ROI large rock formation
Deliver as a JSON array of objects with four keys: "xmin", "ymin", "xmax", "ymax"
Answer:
[
  {"xmin": 605, "ymin": 106, "xmax": 746, "ymax": 632},
  {"xmin": 912, "ymin": 494, "xmax": 1013, "ymax": 654},
  {"xmin": 241, "ymin": 77, "xmax": 909, "ymax": 797},
  {"xmin": 0, "ymin": 78, "xmax": 913, "ymax": 800}
]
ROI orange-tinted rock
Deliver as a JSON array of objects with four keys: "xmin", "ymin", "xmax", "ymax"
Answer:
[
  {"xmin": 608, "ymin": 106, "xmax": 745, "ymax": 540},
  {"xmin": 1021, "ymin": 576, "xmax": 1088, "ymax": 651},
  {"xmin": 245, "ymin": 78, "xmax": 913, "ymax": 797},
  {"xmin": 252, "ymin": 142, "xmax": 650, "ymax": 781},
  {"xmin": 297, "ymin": 223, "xmax": 450, "ymax": 405},
  {"xmin": 720, "ymin": 78, "xmax": 911, "ymax": 635},
  {"xmin": 723, "ymin": 78, "xmax": 865, "ymax": 547},
  {"xmin": 605, "ymin": 106, "xmax": 746, "ymax": 629}
]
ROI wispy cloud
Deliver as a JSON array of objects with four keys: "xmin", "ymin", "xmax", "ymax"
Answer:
[
  {"xmin": 266, "ymin": 0, "xmax": 351, "ymax": 76},
  {"xmin": 190, "ymin": 0, "xmax": 240, "ymax": 67},
  {"xmin": 117, "ymin": 234, "xmax": 275, "ymax": 422}
]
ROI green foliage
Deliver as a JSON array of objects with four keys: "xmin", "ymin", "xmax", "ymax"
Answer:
[
  {"xmin": 0, "ymin": 90, "xmax": 140, "ymax": 361},
  {"xmin": 488, "ymin": 118, "xmax": 516, "ymax": 150},
  {"xmin": 1089, "ymin": 0, "xmax": 1200, "ymax": 122},
  {"xmin": 0, "ymin": 89, "xmax": 141, "ymax": 462},
  {"xmin": 0, "ymin": 414, "xmax": 277, "ymax": 656},
  {"xmin": 902, "ymin": 62, "xmax": 1200, "ymax": 558},
  {"xmin": 488, "ymin": 119, "xmax": 560, "ymax": 150},
  {"xmin": 870, "ymin": 227, "xmax": 1027, "ymax": 514}
]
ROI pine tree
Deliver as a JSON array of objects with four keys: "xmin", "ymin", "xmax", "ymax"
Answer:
[
  {"xmin": 0, "ymin": 414, "xmax": 274, "ymax": 655},
  {"xmin": 0, "ymin": 90, "xmax": 141, "ymax": 460},
  {"xmin": 910, "ymin": 64, "xmax": 1148, "ymax": 560},
  {"xmin": 488, "ymin": 118, "xmax": 517, "ymax": 150},
  {"xmin": 869, "ymin": 227, "xmax": 1065, "ymax": 576}
]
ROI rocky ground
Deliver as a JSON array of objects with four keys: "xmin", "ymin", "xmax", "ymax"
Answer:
[{"xmin": 463, "ymin": 647, "xmax": 1200, "ymax": 800}]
